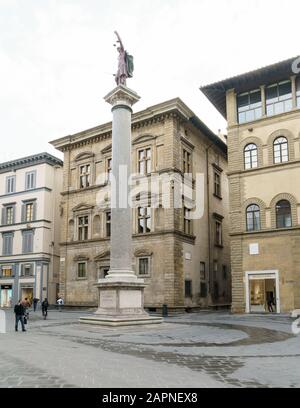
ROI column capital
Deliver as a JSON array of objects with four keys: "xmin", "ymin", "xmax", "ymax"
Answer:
[{"xmin": 104, "ymin": 85, "xmax": 140, "ymax": 109}]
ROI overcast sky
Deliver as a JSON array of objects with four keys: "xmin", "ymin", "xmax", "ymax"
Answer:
[{"xmin": 1, "ymin": 0, "xmax": 299, "ymax": 162}]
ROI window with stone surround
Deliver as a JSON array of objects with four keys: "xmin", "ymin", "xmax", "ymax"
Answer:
[
  {"xmin": 137, "ymin": 207, "xmax": 151, "ymax": 234},
  {"xmin": 138, "ymin": 148, "xmax": 151, "ymax": 175},
  {"xmin": 1, "ymin": 266, "xmax": 13, "ymax": 277},
  {"xmin": 182, "ymin": 148, "xmax": 192, "ymax": 174},
  {"xmin": 2, "ymin": 205, "xmax": 15, "ymax": 225},
  {"xmin": 2, "ymin": 233, "xmax": 13, "ymax": 255},
  {"xmin": 20, "ymin": 263, "xmax": 34, "ymax": 277},
  {"xmin": 214, "ymin": 171, "xmax": 222, "ymax": 198},
  {"xmin": 138, "ymin": 257, "xmax": 150, "ymax": 276},
  {"xmin": 77, "ymin": 262, "xmax": 87, "ymax": 279},
  {"xmin": 107, "ymin": 158, "xmax": 112, "ymax": 182},
  {"xmin": 215, "ymin": 220, "xmax": 222, "ymax": 246},
  {"xmin": 6, "ymin": 176, "xmax": 16, "ymax": 194},
  {"xmin": 200, "ymin": 262, "xmax": 206, "ymax": 280},
  {"xmin": 25, "ymin": 171, "xmax": 36, "ymax": 190},
  {"xmin": 246, "ymin": 204, "xmax": 261, "ymax": 231},
  {"xmin": 273, "ymin": 137, "xmax": 289, "ymax": 164},
  {"xmin": 22, "ymin": 230, "xmax": 33, "ymax": 253},
  {"xmin": 185, "ymin": 280, "xmax": 192, "ymax": 298},
  {"xmin": 183, "ymin": 207, "xmax": 192, "ymax": 235},
  {"xmin": 21, "ymin": 200, "xmax": 36, "ymax": 223},
  {"xmin": 79, "ymin": 164, "xmax": 90, "ymax": 188},
  {"xmin": 276, "ymin": 200, "xmax": 292, "ymax": 228},
  {"xmin": 244, "ymin": 144, "xmax": 258, "ymax": 169},
  {"xmin": 78, "ymin": 216, "xmax": 89, "ymax": 241},
  {"xmin": 105, "ymin": 212, "xmax": 111, "ymax": 237},
  {"xmin": 297, "ymin": 77, "xmax": 300, "ymax": 108}
]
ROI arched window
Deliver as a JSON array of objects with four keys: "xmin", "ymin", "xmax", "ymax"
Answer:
[
  {"xmin": 273, "ymin": 137, "xmax": 288, "ymax": 164},
  {"xmin": 244, "ymin": 144, "xmax": 258, "ymax": 169},
  {"xmin": 246, "ymin": 204, "xmax": 260, "ymax": 231},
  {"xmin": 276, "ymin": 200, "xmax": 292, "ymax": 228}
]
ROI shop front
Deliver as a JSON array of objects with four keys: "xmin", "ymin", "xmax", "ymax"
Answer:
[
  {"xmin": 245, "ymin": 270, "xmax": 280, "ymax": 313},
  {"xmin": 20, "ymin": 285, "xmax": 34, "ymax": 305},
  {"xmin": 0, "ymin": 284, "xmax": 13, "ymax": 307}
]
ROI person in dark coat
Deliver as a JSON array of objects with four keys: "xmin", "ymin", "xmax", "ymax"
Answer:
[
  {"xmin": 14, "ymin": 300, "xmax": 26, "ymax": 332},
  {"xmin": 41, "ymin": 298, "xmax": 49, "ymax": 320},
  {"xmin": 32, "ymin": 297, "xmax": 39, "ymax": 312}
]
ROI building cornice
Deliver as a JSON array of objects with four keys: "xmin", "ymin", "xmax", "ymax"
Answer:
[
  {"xmin": 60, "ymin": 229, "xmax": 196, "ymax": 247},
  {"xmin": 0, "ymin": 152, "xmax": 63, "ymax": 173},
  {"xmin": 230, "ymin": 225, "xmax": 300, "ymax": 238},
  {"xmin": 228, "ymin": 158, "xmax": 300, "ymax": 177},
  {"xmin": 50, "ymin": 98, "xmax": 227, "ymax": 154},
  {"xmin": 0, "ymin": 187, "xmax": 52, "ymax": 199}
]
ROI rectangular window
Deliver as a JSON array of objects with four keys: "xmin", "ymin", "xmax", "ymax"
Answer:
[
  {"xmin": 77, "ymin": 262, "xmax": 87, "ymax": 279},
  {"xmin": 200, "ymin": 262, "xmax": 206, "ymax": 280},
  {"xmin": 182, "ymin": 149, "xmax": 192, "ymax": 174},
  {"xmin": 138, "ymin": 207, "xmax": 151, "ymax": 234},
  {"xmin": 138, "ymin": 257, "xmax": 149, "ymax": 276},
  {"xmin": 215, "ymin": 221, "xmax": 222, "ymax": 246},
  {"xmin": 79, "ymin": 165, "xmax": 90, "ymax": 188},
  {"xmin": 107, "ymin": 158, "xmax": 112, "ymax": 182},
  {"xmin": 214, "ymin": 172, "xmax": 221, "ymax": 197},
  {"xmin": 297, "ymin": 77, "xmax": 300, "ymax": 108},
  {"xmin": 3, "ymin": 233, "xmax": 13, "ymax": 255},
  {"xmin": 6, "ymin": 176, "xmax": 16, "ymax": 194},
  {"xmin": 222, "ymin": 265, "xmax": 227, "ymax": 280},
  {"xmin": 2, "ymin": 267, "xmax": 13, "ymax": 277},
  {"xmin": 185, "ymin": 280, "xmax": 192, "ymax": 298},
  {"xmin": 5, "ymin": 206, "xmax": 14, "ymax": 225},
  {"xmin": 237, "ymin": 89, "xmax": 262, "ymax": 124},
  {"xmin": 138, "ymin": 148, "xmax": 151, "ymax": 175},
  {"xmin": 25, "ymin": 203, "xmax": 34, "ymax": 222},
  {"xmin": 25, "ymin": 171, "xmax": 36, "ymax": 190},
  {"xmin": 106, "ymin": 212, "xmax": 111, "ymax": 237},
  {"xmin": 21, "ymin": 264, "xmax": 33, "ymax": 277},
  {"xmin": 22, "ymin": 230, "xmax": 34, "ymax": 253},
  {"xmin": 200, "ymin": 282, "xmax": 207, "ymax": 298},
  {"xmin": 213, "ymin": 260, "xmax": 218, "ymax": 280},
  {"xmin": 266, "ymin": 80, "xmax": 292, "ymax": 116},
  {"xmin": 78, "ymin": 216, "xmax": 89, "ymax": 241},
  {"xmin": 184, "ymin": 207, "xmax": 192, "ymax": 235}
]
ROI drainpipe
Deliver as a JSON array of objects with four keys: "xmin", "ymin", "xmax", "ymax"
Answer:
[{"xmin": 206, "ymin": 143, "xmax": 214, "ymax": 304}]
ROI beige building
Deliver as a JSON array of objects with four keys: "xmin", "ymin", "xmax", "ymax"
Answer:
[
  {"xmin": 50, "ymin": 98, "xmax": 230, "ymax": 311},
  {"xmin": 201, "ymin": 57, "xmax": 300, "ymax": 313}
]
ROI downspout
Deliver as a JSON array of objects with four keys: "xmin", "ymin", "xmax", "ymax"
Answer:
[{"xmin": 206, "ymin": 142, "xmax": 214, "ymax": 304}]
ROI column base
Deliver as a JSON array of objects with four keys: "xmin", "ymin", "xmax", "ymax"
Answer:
[{"xmin": 79, "ymin": 281, "xmax": 163, "ymax": 327}]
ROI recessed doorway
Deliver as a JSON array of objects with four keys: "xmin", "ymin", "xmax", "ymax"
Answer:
[{"xmin": 245, "ymin": 270, "xmax": 280, "ymax": 313}]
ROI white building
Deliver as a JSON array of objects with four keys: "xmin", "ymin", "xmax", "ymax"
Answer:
[{"xmin": 0, "ymin": 153, "xmax": 63, "ymax": 307}]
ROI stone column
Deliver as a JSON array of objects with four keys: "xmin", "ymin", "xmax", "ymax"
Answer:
[
  {"xmin": 105, "ymin": 85, "xmax": 140, "ymax": 282},
  {"xmin": 79, "ymin": 85, "xmax": 162, "ymax": 326}
]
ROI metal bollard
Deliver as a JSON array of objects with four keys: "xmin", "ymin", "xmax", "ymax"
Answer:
[
  {"xmin": 162, "ymin": 304, "xmax": 168, "ymax": 317},
  {"xmin": 0, "ymin": 310, "xmax": 6, "ymax": 334}
]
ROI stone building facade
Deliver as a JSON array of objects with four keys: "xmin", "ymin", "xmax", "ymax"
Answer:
[
  {"xmin": 0, "ymin": 153, "xmax": 63, "ymax": 306},
  {"xmin": 50, "ymin": 98, "xmax": 230, "ymax": 310},
  {"xmin": 201, "ymin": 57, "xmax": 300, "ymax": 313}
]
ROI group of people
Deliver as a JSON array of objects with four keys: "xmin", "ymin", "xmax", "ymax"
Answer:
[{"xmin": 14, "ymin": 296, "xmax": 64, "ymax": 332}]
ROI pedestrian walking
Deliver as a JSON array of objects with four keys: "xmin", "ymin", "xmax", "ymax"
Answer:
[
  {"xmin": 267, "ymin": 294, "xmax": 275, "ymax": 313},
  {"xmin": 57, "ymin": 297, "xmax": 64, "ymax": 312},
  {"xmin": 21, "ymin": 297, "xmax": 30, "ymax": 322},
  {"xmin": 14, "ymin": 300, "xmax": 26, "ymax": 332},
  {"xmin": 33, "ymin": 297, "xmax": 39, "ymax": 312},
  {"xmin": 42, "ymin": 298, "xmax": 49, "ymax": 320}
]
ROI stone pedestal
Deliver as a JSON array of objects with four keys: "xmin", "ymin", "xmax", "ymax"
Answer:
[{"xmin": 80, "ymin": 85, "xmax": 162, "ymax": 327}]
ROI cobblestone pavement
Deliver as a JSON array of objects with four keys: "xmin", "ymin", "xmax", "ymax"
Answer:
[{"xmin": 0, "ymin": 309, "xmax": 299, "ymax": 388}]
